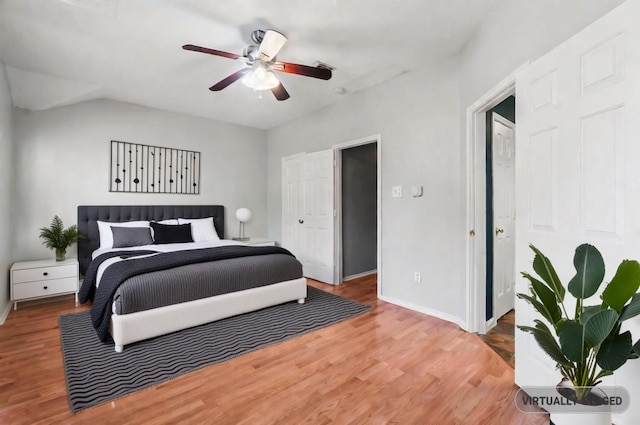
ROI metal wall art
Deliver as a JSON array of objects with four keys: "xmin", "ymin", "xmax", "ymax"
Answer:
[{"xmin": 110, "ymin": 141, "xmax": 201, "ymax": 194}]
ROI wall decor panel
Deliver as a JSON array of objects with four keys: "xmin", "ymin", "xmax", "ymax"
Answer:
[{"xmin": 110, "ymin": 140, "xmax": 200, "ymax": 194}]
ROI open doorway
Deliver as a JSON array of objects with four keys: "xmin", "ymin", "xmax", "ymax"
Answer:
[
  {"xmin": 465, "ymin": 64, "xmax": 526, "ymax": 335},
  {"xmin": 340, "ymin": 143, "xmax": 377, "ymax": 281},
  {"xmin": 333, "ymin": 135, "xmax": 381, "ymax": 289},
  {"xmin": 485, "ymin": 97, "xmax": 516, "ymax": 327},
  {"xmin": 282, "ymin": 135, "xmax": 381, "ymax": 290}
]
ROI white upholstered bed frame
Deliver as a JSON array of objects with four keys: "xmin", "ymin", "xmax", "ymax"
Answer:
[
  {"xmin": 110, "ymin": 278, "xmax": 307, "ymax": 352},
  {"xmin": 78, "ymin": 205, "xmax": 307, "ymax": 352}
]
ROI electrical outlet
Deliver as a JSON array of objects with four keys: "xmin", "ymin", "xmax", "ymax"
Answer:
[{"xmin": 414, "ymin": 272, "xmax": 421, "ymax": 283}]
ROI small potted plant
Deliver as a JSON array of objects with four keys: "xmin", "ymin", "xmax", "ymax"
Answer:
[
  {"xmin": 518, "ymin": 243, "xmax": 640, "ymax": 424},
  {"xmin": 39, "ymin": 215, "xmax": 83, "ymax": 261}
]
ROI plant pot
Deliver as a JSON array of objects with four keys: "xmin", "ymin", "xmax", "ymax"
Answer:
[
  {"xmin": 551, "ymin": 380, "xmax": 612, "ymax": 425},
  {"xmin": 55, "ymin": 248, "xmax": 66, "ymax": 262},
  {"xmin": 550, "ymin": 411, "xmax": 611, "ymax": 425}
]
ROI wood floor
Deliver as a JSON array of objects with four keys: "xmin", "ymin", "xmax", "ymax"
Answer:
[
  {"xmin": 478, "ymin": 310, "xmax": 516, "ymax": 369},
  {"xmin": 0, "ymin": 275, "xmax": 548, "ymax": 425}
]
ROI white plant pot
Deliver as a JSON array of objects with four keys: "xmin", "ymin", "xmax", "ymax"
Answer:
[
  {"xmin": 550, "ymin": 412, "xmax": 611, "ymax": 425},
  {"xmin": 550, "ymin": 381, "xmax": 613, "ymax": 425}
]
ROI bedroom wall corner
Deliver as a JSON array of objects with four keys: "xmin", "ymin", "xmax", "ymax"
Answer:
[
  {"xmin": 12, "ymin": 99, "xmax": 268, "ymax": 262},
  {"xmin": 0, "ymin": 61, "xmax": 15, "ymax": 323},
  {"xmin": 458, "ymin": 0, "xmax": 624, "ymax": 109},
  {"xmin": 267, "ymin": 55, "xmax": 468, "ymax": 325}
]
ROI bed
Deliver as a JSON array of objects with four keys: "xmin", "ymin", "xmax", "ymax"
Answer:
[{"xmin": 77, "ymin": 205, "xmax": 307, "ymax": 352}]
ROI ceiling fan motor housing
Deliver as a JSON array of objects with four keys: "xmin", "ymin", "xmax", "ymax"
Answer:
[{"xmin": 250, "ymin": 29, "xmax": 265, "ymax": 44}]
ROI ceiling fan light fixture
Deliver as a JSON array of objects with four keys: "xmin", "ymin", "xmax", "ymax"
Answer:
[{"xmin": 242, "ymin": 62, "xmax": 280, "ymax": 91}]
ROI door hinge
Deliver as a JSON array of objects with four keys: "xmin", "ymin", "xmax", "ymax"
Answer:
[{"xmin": 469, "ymin": 229, "xmax": 475, "ymax": 237}]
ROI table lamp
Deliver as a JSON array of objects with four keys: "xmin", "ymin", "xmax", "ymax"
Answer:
[{"xmin": 233, "ymin": 207, "xmax": 252, "ymax": 241}]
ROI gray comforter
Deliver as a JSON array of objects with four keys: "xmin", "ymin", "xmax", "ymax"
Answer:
[{"xmin": 80, "ymin": 245, "xmax": 303, "ymax": 342}]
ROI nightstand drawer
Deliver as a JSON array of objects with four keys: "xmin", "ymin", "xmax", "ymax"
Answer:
[
  {"xmin": 13, "ymin": 264, "xmax": 77, "ymax": 283},
  {"xmin": 240, "ymin": 238, "xmax": 276, "ymax": 247},
  {"xmin": 12, "ymin": 277, "xmax": 78, "ymax": 300},
  {"xmin": 248, "ymin": 241, "xmax": 276, "ymax": 247}
]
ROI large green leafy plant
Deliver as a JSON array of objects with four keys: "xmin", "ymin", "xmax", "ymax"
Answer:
[
  {"xmin": 39, "ymin": 215, "xmax": 83, "ymax": 261},
  {"xmin": 518, "ymin": 244, "xmax": 640, "ymax": 401}
]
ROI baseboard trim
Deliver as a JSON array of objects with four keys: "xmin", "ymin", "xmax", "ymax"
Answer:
[
  {"xmin": 484, "ymin": 317, "xmax": 496, "ymax": 333},
  {"xmin": 378, "ymin": 294, "xmax": 466, "ymax": 329},
  {"xmin": 0, "ymin": 300, "xmax": 11, "ymax": 325},
  {"xmin": 342, "ymin": 270, "xmax": 377, "ymax": 282}
]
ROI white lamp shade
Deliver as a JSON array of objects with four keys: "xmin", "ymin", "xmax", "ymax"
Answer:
[
  {"xmin": 235, "ymin": 208, "xmax": 252, "ymax": 223},
  {"xmin": 258, "ymin": 30, "xmax": 287, "ymax": 61}
]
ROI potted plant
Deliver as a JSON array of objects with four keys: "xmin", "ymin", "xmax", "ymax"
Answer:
[
  {"xmin": 39, "ymin": 215, "xmax": 83, "ymax": 261},
  {"xmin": 517, "ymin": 244, "xmax": 640, "ymax": 423}
]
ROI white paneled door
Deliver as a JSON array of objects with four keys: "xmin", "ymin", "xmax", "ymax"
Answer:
[
  {"xmin": 492, "ymin": 112, "xmax": 516, "ymax": 321},
  {"xmin": 514, "ymin": 0, "xmax": 640, "ymax": 404},
  {"xmin": 282, "ymin": 154, "xmax": 303, "ymax": 260},
  {"xmin": 282, "ymin": 149, "xmax": 336, "ymax": 284}
]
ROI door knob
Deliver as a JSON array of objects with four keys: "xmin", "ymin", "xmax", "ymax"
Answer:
[
  {"xmin": 495, "ymin": 228, "xmax": 504, "ymax": 235},
  {"xmin": 298, "ymin": 219, "xmax": 304, "ymax": 224}
]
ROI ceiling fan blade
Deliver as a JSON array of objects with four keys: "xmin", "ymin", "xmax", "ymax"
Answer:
[
  {"xmin": 183, "ymin": 44, "xmax": 241, "ymax": 60},
  {"xmin": 258, "ymin": 30, "xmax": 288, "ymax": 61},
  {"xmin": 209, "ymin": 68, "xmax": 250, "ymax": 91},
  {"xmin": 271, "ymin": 83, "xmax": 290, "ymax": 101},
  {"xmin": 273, "ymin": 62, "xmax": 332, "ymax": 80}
]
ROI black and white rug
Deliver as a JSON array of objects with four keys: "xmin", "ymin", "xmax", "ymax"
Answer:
[{"xmin": 59, "ymin": 286, "xmax": 371, "ymax": 412}]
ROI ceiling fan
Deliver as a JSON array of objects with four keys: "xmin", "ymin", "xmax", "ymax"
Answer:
[{"xmin": 183, "ymin": 29, "xmax": 332, "ymax": 101}]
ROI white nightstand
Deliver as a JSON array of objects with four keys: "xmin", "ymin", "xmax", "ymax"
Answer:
[
  {"xmin": 240, "ymin": 237, "xmax": 276, "ymax": 247},
  {"xmin": 10, "ymin": 258, "xmax": 79, "ymax": 310}
]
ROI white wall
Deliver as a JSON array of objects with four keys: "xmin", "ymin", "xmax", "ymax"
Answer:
[
  {"xmin": 0, "ymin": 62, "xmax": 14, "ymax": 321},
  {"xmin": 267, "ymin": 0, "xmax": 626, "ymax": 327},
  {"xmin": 13, "ymin": 99, "xmax": 268, "ymax": 261},
  {"xmin": 268, "ymin": 56, "xmax": 466, "ymax": 324}
]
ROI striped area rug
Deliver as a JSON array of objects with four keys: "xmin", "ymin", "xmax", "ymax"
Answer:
[{"xmin": 59, "ymin": 286, "xmax": 371, "ymax": 412}]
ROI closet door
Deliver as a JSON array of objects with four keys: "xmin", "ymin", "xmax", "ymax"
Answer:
[
  {"xmin": 282, "ymin": 149, "xmax": 336, "ymax": 284},
  {"xmin": 282, "ymin": 154, "xmax": 303, "ymax": 262}
]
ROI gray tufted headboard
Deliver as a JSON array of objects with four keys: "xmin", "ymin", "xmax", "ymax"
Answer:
[{"xmin": 77, "ymin": 205, "xmax": 225, "ymax": 276}]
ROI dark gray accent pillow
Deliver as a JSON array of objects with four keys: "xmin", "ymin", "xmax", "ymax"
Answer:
[
  {"xmin": 150, "ymin": 222, "xmax": 194, "ymax": 244},
  {"xmin": 110, "ymin": 226, "xmax": 154, "ymax": 248}
]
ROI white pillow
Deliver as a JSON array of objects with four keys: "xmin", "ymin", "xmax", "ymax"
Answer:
[
  {"xmin": 97, "ymin": 220, "xmax": 150, "ymax": 249},
  {"xmin": 177, "ymin": 217, "xmax": 219, "ymax": 242}
]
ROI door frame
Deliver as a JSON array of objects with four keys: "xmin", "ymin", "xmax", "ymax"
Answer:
[
  {"xmin": 465, "ymin": 64, "xmax": 527, "ymax": 334},
  {"xmin": 332, "ymin": 134, "xmax": 382, "ymax": 295}
]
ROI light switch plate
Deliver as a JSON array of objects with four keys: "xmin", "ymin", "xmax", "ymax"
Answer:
[{"xmin": 392, "ymin": 186, "xmax": 403, "ymax": 198}]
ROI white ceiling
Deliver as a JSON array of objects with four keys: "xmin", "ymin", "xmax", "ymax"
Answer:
[{"xmin": 0, "ymin": 0, "xmax": 497, "ymax": 129}]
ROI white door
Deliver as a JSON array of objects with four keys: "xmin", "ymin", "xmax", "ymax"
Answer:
[
  {"xmin": 492, "ymin": 112, "xmax": 516, "ymax": 321},
  {"xmin": 300, "ymin": 149, "xmax": 336, "ymax": 284},
  {"xmin": 282, "ymin": 149, "xmax": 336, "ymax": 284},
  {"xmin": 515, "ymin": 0, "xmax": 640, "ymax": 398},
  {"xmin": 282, "ymin": 154, "xmax": 303, "ymax": 258}
]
